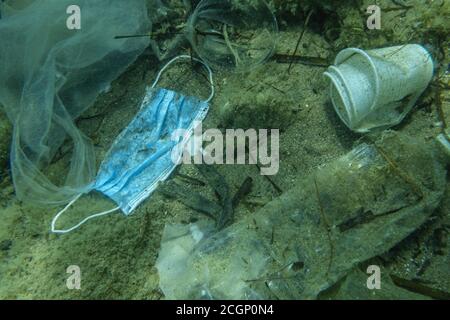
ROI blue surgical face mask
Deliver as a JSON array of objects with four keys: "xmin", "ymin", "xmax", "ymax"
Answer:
[{"xmin": 51, "ymin": 55, "xmax": 214, "ymax": 234}]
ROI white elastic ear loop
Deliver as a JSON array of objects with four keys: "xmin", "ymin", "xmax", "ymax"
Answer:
[
  {"xmin": 151, "ymin": 54, "xmax": 215, "ymax": 103},
  {"xmin": 51, "ymin": 194, "xmax": 120, "ymax": 234}
]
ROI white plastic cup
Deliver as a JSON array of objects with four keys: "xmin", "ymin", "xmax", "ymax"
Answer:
[{"xmin": 324, "ymin": 44, "xmax": 434, "ymax": 133}]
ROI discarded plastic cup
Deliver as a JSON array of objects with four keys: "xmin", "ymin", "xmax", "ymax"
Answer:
[
  {"xmin": 186, "ymin": 0, "xmax": 278, "ymax": 73},
  {"xmin": 324, "ymin": 44, "xmax": 434, "ymax": 133}
]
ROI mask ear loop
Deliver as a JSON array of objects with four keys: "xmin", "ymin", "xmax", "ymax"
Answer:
[
  {"xmin": 51, "ymin": 194, "xmax": 120, "ymax": 234},
  {"xmin": 50, "ymin": 55, "xmax": 214, "ymax": 234},
  {"xmin": 151, "ymin": 54, "xmax": 215, "ymax": 103}
]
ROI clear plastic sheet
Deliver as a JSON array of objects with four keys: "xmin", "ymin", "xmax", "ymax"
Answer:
[
  {"xmin": 186, "ymin": 0, "xmax": 278, "ymax": 72},
  {"xmin": 157, "ymin": 132, "xmax": 447, "ymax": 299},
  {"xmin": 0, "ymin": 0, "xmax": 151, "ymax": 205}
]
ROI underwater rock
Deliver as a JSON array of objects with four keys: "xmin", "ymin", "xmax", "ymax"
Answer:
[{"xmin": 156, "ymin": 131, "xmax": 447, "ymax": 299}]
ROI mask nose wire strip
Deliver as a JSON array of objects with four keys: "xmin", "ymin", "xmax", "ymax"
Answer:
[
  {"xmin": 151, "ymin": 55, "xmax": 215, "ymax": 103},
  {"xmin": 51, "ymin": 194, "xmax": 120, "ymax": 234},
  {"xmin": 50, "ymin": 55, "xmax": 214, "ymax": 234}
]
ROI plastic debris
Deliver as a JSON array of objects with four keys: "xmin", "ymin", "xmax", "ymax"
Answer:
[
  {"xmin": 324, "ymin": 45, "xmax": 434, "ymax": 133},
  {"xmin": 0, "ymin": 0, "xmax": 151, "ymax": 205},
  {"xmin": 156, "ymin": 131, "xmax": 447, "ymax": 299},
  {"xmin": 50, "ymin": 55, "xmax": 214, "ymax": 233},
  {"xmin": 186, "ymin": 0, "xmax": 278, "ymax": 72}
]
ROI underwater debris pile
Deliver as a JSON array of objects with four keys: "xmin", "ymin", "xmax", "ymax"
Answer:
[
  {"xmin": 0, "ymin": 0, "xmax": 448, "ymax": 300},
  {"xmin": 0, "ymin": 0, "xmax": 150, "ymax": 205},
  {"xmin": 156, "ymin": 131, "xmax": 448, "ymax": 299}
]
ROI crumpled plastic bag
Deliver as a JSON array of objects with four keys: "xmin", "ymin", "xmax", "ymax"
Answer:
[
  {"xmin": 156, "ymin": 131, "xmax": 447, "ymax": 299},
  {"xmin": 186, "ymin": 0, "xmax": 278, "ymax": 72},
  {"xmin": 0, "ymin": 0, "xmax": 150, "ymax": 205}
]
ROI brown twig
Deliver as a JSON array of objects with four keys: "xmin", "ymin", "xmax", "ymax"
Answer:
[
  {"xmin": 274, "ymin": 54, "xmax": 329, "ymax": 67},
  {"xmin": 288, "ymin": 9, "xmax": 314, "ymax": 74}
]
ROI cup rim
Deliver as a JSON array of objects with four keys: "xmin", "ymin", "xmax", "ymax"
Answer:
[{"xmin": 335, "ymin": 48, "xmax": 380, "ymax": 114}]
